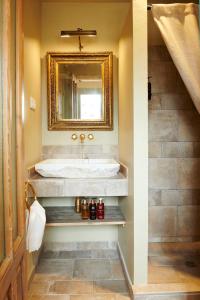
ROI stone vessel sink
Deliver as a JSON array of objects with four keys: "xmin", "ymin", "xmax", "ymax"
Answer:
[{"xmin": 35, "ymin": 159, "xmax": 120, "ymax": 178}]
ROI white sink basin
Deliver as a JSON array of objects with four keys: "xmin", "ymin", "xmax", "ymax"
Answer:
[{"xmin": 35, "ymin": 159, "xmax": 120, "ymax": 178}]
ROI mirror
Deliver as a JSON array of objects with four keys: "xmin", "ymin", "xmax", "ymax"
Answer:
[
  {"xmin": 47, "ymin": 52, "xmax": 113, "ymax": 130},
  {"xmin": 58, "ymin": 63, "xmax": 103, "ymax": 121}
]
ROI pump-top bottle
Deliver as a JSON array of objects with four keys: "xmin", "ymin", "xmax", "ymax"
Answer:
[
  {"xmin": 89, "ymin": 199, "xmax": 96, "ymax": 220},
  {"xmin": 81, "ymin": 199, "xmax": 89, "ymax": 220},
  {"xmin": 97, "ymin": 198, "xmax": 104, "ymax": 220}
]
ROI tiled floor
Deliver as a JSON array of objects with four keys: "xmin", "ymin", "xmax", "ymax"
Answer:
[
  {"xmin": 28, "ymin": 249, "xmax": 131, "ymax": 300},
  {"xmin": 148, "ymin": 242, "xmax": 200, "ymax": 285},
  {"xmin": 132, "ymin": 242, "xmax": 200, "ymax": 297}
]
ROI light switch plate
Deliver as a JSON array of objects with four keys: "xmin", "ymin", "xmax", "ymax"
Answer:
[{"xmin": 30, "ymin": 97, "xmax": 36, "ymax": 111}]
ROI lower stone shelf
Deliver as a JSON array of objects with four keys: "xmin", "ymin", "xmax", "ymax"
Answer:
[{"xmin": 45, "ymin": 206, "xmax": 126, "ymax": 227}]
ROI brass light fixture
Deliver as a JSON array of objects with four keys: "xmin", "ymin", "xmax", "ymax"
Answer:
[{"xmin": 60, "ymin": 28, "xmax": 97, "ymax": 52}]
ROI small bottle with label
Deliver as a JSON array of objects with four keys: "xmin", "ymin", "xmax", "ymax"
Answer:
[
  {"xmin": 97, "ymin": 198, "xmax": 104, "ymax": 220},
  {"xmin": 81, "ymin": 199, "xmax": 89, "ymax": 220},
  {"xmin": 75, "ymin": 197, "xmax": 81, "ymax": 213},
  {"xmin": 89, "ymin": 199, "xmax": 96, "ymax": 220}
]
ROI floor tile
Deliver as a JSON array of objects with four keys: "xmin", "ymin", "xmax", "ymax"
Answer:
[
  {"xmin": 59, "ymin": 250, "xmax": 92, "ymax": 259},
  {"xmin": 148, "ymin": 243, "xmax": 164, "ymax": 257},
  {"xmin": 73, "ymin": 259, "xmax": 112, "ymax": 280},
  {"xmin": 161, "ymin": 242, "xmax": 200, "ymax": 256},
  {"xmin": 30, "ymin": 296, "xmax": 69, "ymax": 300},
  {"xmin": 150, "ymin": 255, "xmax": 200, "ymax": 267},
  {"xmin": 70, "ymin": 294, "xmax": 131, "ymax": 300},
  {"xmin": 33, "ymin": 273, "xmax": 73, "ymax": 281},
  {"xmin": 94, "ymin": 280, "xmax": 129, "ymax": 294},
  {"xmin": 29, "ymin": 249, "xmax": 131, "ymax": 300},
  {"xmin": 69, "ymin": 296, "xmax": 97, "ymax": 300},
  {"xmin": 110, "ymin": 260, "xmax": 124, "ymax": 279},
  {"xmin": 29, "ymin": 281, "xmax": 51, "ymax": 295},
  {"xmin": 49, "ymin": 280, "xmax": 93, "ymax": 294},
  {"xmin": 149, "ymin": 255, "xmax": 183, "ymax": 267},
  {"xmin": 36, "ymin": 259, "xmax": 74, "ymax": 279},
  {"xmin": 148, "ymin": 242, "xmax": 200, "ymax": 286},
  {"xmin": 178, "ymin": 266, "xmax": 200, "ymax": 284},
  {"xmin": 91, "ymin": 250, "xmax": 119, "ymax": 259},
  {"xmin": 148, "ymin": 265, "xmax": 183, "ymax": 284},
  {"xmin": 41, "ymin": 251, "xmax": 59, "ymax": 259}
]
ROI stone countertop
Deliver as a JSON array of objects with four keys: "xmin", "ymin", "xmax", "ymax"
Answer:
[{"xmin": 28, "ymin": 162, "xmax": 128, "ymax": 197}]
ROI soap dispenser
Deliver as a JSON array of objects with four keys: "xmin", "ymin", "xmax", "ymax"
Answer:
[
  {"xmin": 97, "ymin": 198, "xmax": 104, "ymax": 220},
  {"xmin": 75, "ymin": 197, "xmax": 81, "ymax": 213},
  {"xmin": 89, "ymin": 199, "xmax": 96, "ymax": 220},
  {"xmin": 81, "ymin": 199, "xmax": 89, "ymax": 220}
]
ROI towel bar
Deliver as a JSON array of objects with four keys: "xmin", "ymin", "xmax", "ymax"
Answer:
[{"xmin": 25, "ymin": 181, "xmax": 37, "ymax": 210}]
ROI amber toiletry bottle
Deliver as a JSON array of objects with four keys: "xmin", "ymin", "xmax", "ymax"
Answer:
[
  {"xmin": 97, "ymin": 198, "xmax": 104, "ymax": 220},
  {"xmin": 89, "ymin": 199, "xmax": 96, "ymax": 220},
  {"xmin": 81, "ymin": 199, "xmax": 89, "ymax": 220},
  {"xmin": 75, "ymin": 197, "xmax": 81, "ymax": 213}
]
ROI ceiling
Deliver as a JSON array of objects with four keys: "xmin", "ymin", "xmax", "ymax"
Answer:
[{"xmin": 41, "ymin": 1, "xmax": 131, "ymax": 53}]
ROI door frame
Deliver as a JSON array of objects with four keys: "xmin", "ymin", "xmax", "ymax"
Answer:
[{"xmin": 0, "ymin": 0, "xmax": 26, "ymax": 298}]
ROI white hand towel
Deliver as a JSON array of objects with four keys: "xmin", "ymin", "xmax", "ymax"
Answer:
[
  {"xmin": 25, "ymin": 208, "xmax": 29, "ymax": 234},
  {"xmin": 26, "ymin": 200, "xmax": 46, "ymax": 253}
]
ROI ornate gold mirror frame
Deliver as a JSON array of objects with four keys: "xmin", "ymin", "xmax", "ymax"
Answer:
[{"xmin": 47, "ymin": 52, "xmax": 113, "ymax": 131}]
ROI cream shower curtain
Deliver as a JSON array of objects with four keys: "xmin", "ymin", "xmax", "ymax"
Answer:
[{"xmin": 152, "ymin": 3, "xmax": 200, "ymax": 113}]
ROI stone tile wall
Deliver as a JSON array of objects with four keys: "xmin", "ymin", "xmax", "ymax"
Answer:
[
  {"xmin": 42, "ymin": 145, "xmax": 119, "ymax": 160},
  {"xmin": 148, "ymin": 45, "xmax": 200, "ymax": 242}
]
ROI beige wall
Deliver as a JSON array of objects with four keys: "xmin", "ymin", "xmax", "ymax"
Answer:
[
  {"xmin": 148, "ymin": 4, "xmax": 200, "ymax": 243},
  {"xmin": 39, "ymin": 2, "xmax": 130, "ymax": 245},
  {"xmin": 24, "ymin": 0, "xmax": 42, "ymax": 168},
  {"xmin": 118, "ymin": 7, "xmax": 134, "ymax": 284},
  {"xmin": 24, "ymin": 0, "xmax": 42, "ymax": 280},
  {"xmin": 23, "ymin": 0, "xmax": 149, "ymax": 284},
  {"xmin": 118, "ymin": 0, "xmax": 148, "ymax": 285},
  {"xmin": 41, "ymin": 196, "xmax": 119, "ymax": 243},
  {"xmin": 132, "ymin": 0, "xmax": 148, "ymax": 284},
  {"xmin": 41, "ymin": 2, "xmax": 130, "ymax": 147}
]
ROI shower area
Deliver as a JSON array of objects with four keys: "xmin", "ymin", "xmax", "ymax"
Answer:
[{"xmin": 148, "ymin": 0, "xmax": 200, "ymax": 290}]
